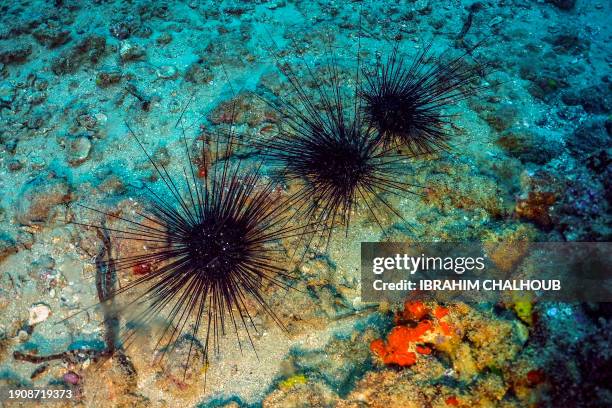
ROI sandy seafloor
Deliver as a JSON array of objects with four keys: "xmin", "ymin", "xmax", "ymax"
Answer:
[{"xmin": 0, "ymin": 0, "xmax": 610, "ymax": 407}]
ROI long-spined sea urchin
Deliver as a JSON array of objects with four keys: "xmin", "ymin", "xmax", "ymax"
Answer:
[
  {"xmin": 72, "ymin": 116, "xmax": 311, "ymax": 374},
  {"xmin": 257, "ymin": 43, "xmax": 421, "ymax": 239},
  {"xmin": 360, "ymin": 43, "xmax": 486, "ymax": 155}
]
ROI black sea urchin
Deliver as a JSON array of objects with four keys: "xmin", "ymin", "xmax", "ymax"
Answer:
[
  {"xmin": 258, "ymin": 53, "xmax": 420, "ymax": 238},
  {"xmin": 75, "ymin": 121, "xmax": 309, "ymax": 370},
  {"xmin": 360, "ymin": 43, "xmax": 485, "ymax": 155}
]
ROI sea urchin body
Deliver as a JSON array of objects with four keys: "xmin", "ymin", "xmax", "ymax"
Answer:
[{"xmin": 361, "ymin": 44, "xmax": 485, "ymax": 155}]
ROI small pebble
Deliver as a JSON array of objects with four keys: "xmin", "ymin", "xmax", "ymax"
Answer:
[
  {"xmin": 119, "ymin": 41, "xmax": 146, "ymax": 62},
  {"xmin": 63, "ymin": 371, "xmax": 80, "ymax": 385},
  {"xmin": 156, "ymin": 33, "xmax": 173, "ymax": 45},
  {"xmin": 168, "ymin": 99, "xmax": 182, "ymax": 113},
  {"xmin": 157, "ymin": 65, "xmax": 178, "ymax": 79},
  {"xmin": 67, "ymin": 137, "xmax": 92, "ymax": 166},
  {"xmin": 28, "ymin": 303, "xmax": 51, "ymax": 325},
  {"xmin": 18, "ymin": 330, "xmax": 29, "ymax": 342},
  {"xmin": 7, "ymin": 159, "xmax": 23, "ymax": 171},
  {"xmin": 30, "ymin": 156, "xmax": 46, "ymax": 170},
  {"xmin": 94, "ymin": 112, "xmax": 108, "ymax": 125}
]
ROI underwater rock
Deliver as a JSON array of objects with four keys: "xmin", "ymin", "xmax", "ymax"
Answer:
[
  {"xmin": 96, "ymin": 68, "xmax": 123, "ymax": 88},
  {"xmin": 423, "ymin": 162, "xmax": 507, "ymax": 219},
  {"xmin": 30, "ymin": 255, "xmax": 57, "ymax": 284},
  {"xmin": 151, "ymin": 146, "xmax": 170, "ymax": 168},
  {"xmin": 560, "ymin": 180, "xmax": 606, "ymax": 219},
  {"xmin": 138, "ymin": 2, "xmax": 170, "ymax": 20},
  {"xmin": 586, "ymin": 150, "xmax": 611, "ymax": 176},
  {"xmin": 110, "ymin": 20, "xmax": 132, "ymax": 40},
  {"xmin": 26, "ymin": 92, "xmax": 48, "ymax": 109},
  {"xmin": 527, "ymin": 77, "xmax": 567, "ymax": 101},
  {"xmin": 119, "ymin": 41, "xmax": 146, "ymax": 62},
  {"xmin": 25, "ymin": 108, "xmax": 49, "ymax": 129},
  {"xmin": 0, "ymin": 44, "xmax": 32, "ymax": 65},
  {"xmin": 0, "ymin": 83, "xmax": 15, "ymax": 105},
  {"xmin": 208, "ymin": 92, "xmax": 275, "ymax": 126},
  {"xmin": 488, "ymin": 16, "xmax": 503, "ymax": 27},
  {"xmin": 561, "ymin": 84, "xmax": 611, "ymax": 114},
  {"xmin": 530, "ymin": 305, "xmax": 612, "ymax": 407},
  {"xmin": 155, "ymin": 32, "xmax": 173, "ymax": 45},
  {"xmin": 76, "ymin": 112, "xmax": 105, "ymax": 132},
  {"xmin": 485, "ymin": 104, "xmax": 519, "ymax": 132},
  {"xmin": 110, "ymin": 15, "xmax": 153, "ymax": 40},
  {"xmin": 184, "ymin": 62, "xmax": 213, "ymax": 84},
  {"xmin": 63, "ymin": 371, "xmax": 80, "ymax": 385},
  {"xmin": 15, "ymin": 173, "xmax": 72, "ymax": 225},
  {"xmin": 256, "ymin": 71, "xmax": 286, "ymax": 96},
  {"xmin": 157, "ymin": 335, "xmax": 206, "ymax": 388},
  {"xmin": 264, "ymin": 381, "xmax": 338, "ymax": 407},
  {"xmin": 524, "ymin": 71, "xmax": 568, "ymax": 101},
  {"xmin": 549, "ymin": 32, "xmax": 590, "ymax": 55},
  {"xmin": 0, "ymin": 13, "xmax": 43, "ymax": 39},
  {"xmin": 52, "ymin": 35, "xmax": 106, "ymax": 75},
  {"xmin": 0, "ymin": 233, "xmax": 18, "ymax": 262},
  {"xmin": 567, "ymin": 119, "xmax": 610, "ymax": 156},
  {"xmin": 156, "ymin": 65, "xmax": 178, "ymax": 79},
  {"xmin": 414, "ymin": 0, "xmax": 432, "ymax": 15},
  {"xmin": 66, "ymin": 136, "xmax": 92, "ymax": 166},
  {"xmin": 134, "ymin": 25, "xmax": 153, "ymax": 39},
  {"xmin": 33, "ymin": 75, "xmax": 48, "ymax": 90},
  {"xmin": 515, "ymin": 191, "xmax": 556, "ymax": 230},
  {"xmin": 546, "ymin": 0, "xmax": 576, "ymax": 11},
  {"xmin": 59, "ymin": 285, "xmax": 82, "ymax": 309},
  {"xmin": 518, "ymin": 54, "xmax": 570, "ymax": 101},
  {"xmin": 32, "ymin": 26, "xmax": 71, "ymax": 48},
  {"xmin": 98, "ymin": 175, "xmax": 126, "ymax": 195},
  {"xmin": 7, "ymin": 158, "xmax": 23, "ymax": 172},
  {"xmin": 30, "ymin": 155, "xmax": 46, "ymax": 170},
  {"xmin": 496, "ymin": 128, "xmax": 562, "ymax": 164},
  {"xmin": 28, "ymin": 303, "xmax": 51, "ymax": 325}
]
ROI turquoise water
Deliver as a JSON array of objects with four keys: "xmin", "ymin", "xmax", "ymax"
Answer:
[{"xmin": 0, "ymin": 1, "xmax": 610, "ymax": 407}]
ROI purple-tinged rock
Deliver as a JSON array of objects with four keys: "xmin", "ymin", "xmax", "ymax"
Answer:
[
  {"xmin": 63, "ymin": 371, "xmax": 80, "ymax": 385},
  {"xmin": 16, "ymin": 173, "xmax": 72, "ymax": 225}
]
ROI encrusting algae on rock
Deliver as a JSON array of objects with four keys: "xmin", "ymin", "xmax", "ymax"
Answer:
[{"xmin": 357, "ymin": 300, "xmax": 549, "ymax": 407}]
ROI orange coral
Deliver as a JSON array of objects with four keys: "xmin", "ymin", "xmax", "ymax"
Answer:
[
  {"xmin": 371, "ymin": 321, "xmax": 433, "ymax": 367},
  {"xmin": 439, "ymin": 321, "xmax": 454, "ymax": 336},
  {"xmin": 416, "ymin": 345, "xmax": 432, "ymax": 355},
  {"xmin": 371, "ymin": 302, "xmax": 455, "ymax": 367},
  {"xmin": 402, "ymin": 300, "xmax": 429, "ymax": 321},
  {"xmin": 369, "ymin": 339, "xmax": 386, "ymax": 356},
  {"xmin": 445, "ymin": 396, "xmax": 459, "ymax": 406},
  {"xmin": 434, "ymin": 306, "xmax": 449, "ymax": 319}
]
